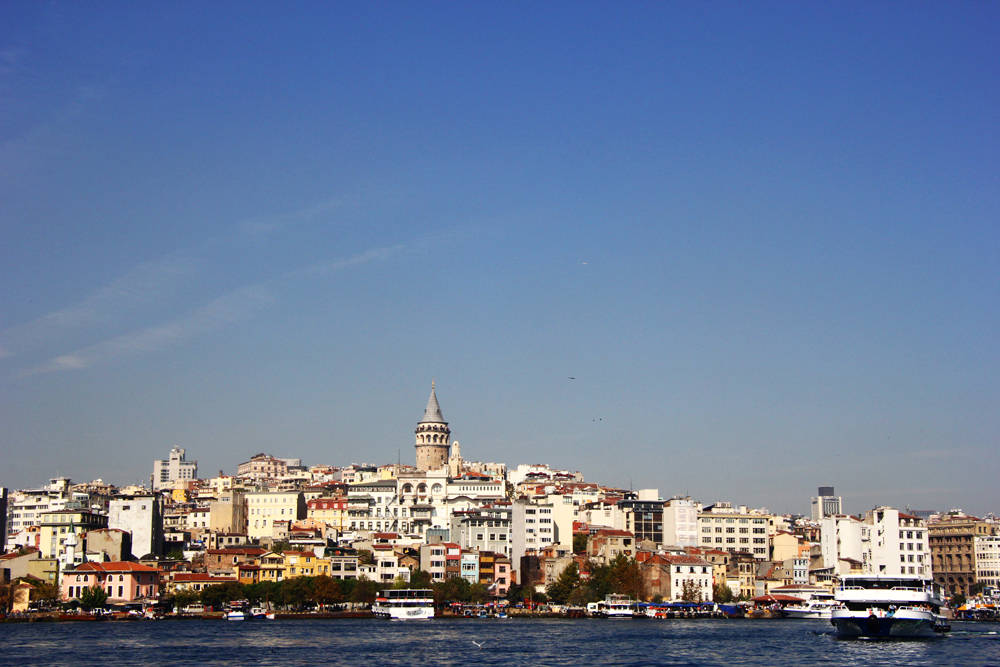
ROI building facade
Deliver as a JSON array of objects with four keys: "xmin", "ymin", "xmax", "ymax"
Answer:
[{"xmin": 152, "ymin": 447, "xmax": 198, "ymax": 491}]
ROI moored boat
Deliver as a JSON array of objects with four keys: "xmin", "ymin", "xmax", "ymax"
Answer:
[
  {"xmin": 830, "ymin": 575, "xmax": 950, "ymax": 637},
  {"xmin": 782, "ymin": 598, "xmax": 844, "ymax": 619}
]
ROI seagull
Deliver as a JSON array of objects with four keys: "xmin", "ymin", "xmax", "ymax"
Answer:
[
  {"xmin": 472, "ymin": 640, "xmax": 486, "ymax": 649},
  {"xmin": 569, "ymin": 377, "xmax": 575, "ymax": 380}
]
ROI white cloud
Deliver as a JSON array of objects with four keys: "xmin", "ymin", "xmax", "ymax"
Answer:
[{"xmin": 19, "ymin": 242, "xmax": 407, "ymax": 376}]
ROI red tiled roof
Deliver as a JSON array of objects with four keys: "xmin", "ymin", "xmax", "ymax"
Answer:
[
  {"xmin": 73, "ymin": 562, "xmax": 163, "ymax": 574},
  {"xmin": 173, "ymin": 573, "xmax": 237, "ymax": 583}
]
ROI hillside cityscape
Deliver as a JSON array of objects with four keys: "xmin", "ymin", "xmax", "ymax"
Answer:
[{"xmin": 3, "ymin": 383, "xmax": 998, "ymax": 614}]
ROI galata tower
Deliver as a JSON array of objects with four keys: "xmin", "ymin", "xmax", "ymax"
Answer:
[{"xmin": 414, "ymin": 381, "xmax": 451, "ymax": 471}]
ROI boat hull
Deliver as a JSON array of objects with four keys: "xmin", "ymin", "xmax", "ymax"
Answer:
[
  {"xmin": 831, "ymin": 609, "xmax": 941, "ymax": 637},
  {"xmin": 373, "ymin": 606, "xmax": 434, "ymax": 620}
]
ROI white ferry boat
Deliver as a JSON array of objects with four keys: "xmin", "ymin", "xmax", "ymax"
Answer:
[
  {"xmin": 782, "ymin": 598, "xmax": 844, "ymax": 619},
  {"xmin": 589, "ymin": 594, "xmax": 636, "ymax": 618},
  {"xmin": 830, "ymin": 575, "xmax": 950, "ymax": 637},
  {"xmin": 372, "ymin": 589, "xmax": 435, "ymax": 620}
]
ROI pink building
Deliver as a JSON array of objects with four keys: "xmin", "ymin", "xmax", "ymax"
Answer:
[{"xmin": 62, "ymin": 561, "xmax": 163, "ymax": 603}]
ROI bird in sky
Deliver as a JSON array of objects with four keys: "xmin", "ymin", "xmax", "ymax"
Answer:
[{"xmin": 569, "ymin": 377, "xmax": 575, "ymax": 380}]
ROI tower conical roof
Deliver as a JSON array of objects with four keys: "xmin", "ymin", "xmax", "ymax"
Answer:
[{"xmin": 420, "ymin": 382, "xmax": 446, "ymax": 424}]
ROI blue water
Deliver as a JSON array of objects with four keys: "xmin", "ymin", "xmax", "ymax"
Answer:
[{"xmin": 2, "ymin": 619, "xmax": 998, "ymax": 667}]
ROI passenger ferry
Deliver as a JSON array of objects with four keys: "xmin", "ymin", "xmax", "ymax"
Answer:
[
  {"xmin": 830, "ymin": 575, "xmax": 950, "ymax": 637},
  {"xmin": 589, "ymin": 594, "xmax": 636, "ymax": 618},
  {"xmin": 372, "ymin": 589, "xmax": 435, "ymax": 620}
]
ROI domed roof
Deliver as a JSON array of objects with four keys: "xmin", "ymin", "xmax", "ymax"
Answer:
[{"xmin": 419, "ymin": 383, "xmax": 446, "ymax": 424}]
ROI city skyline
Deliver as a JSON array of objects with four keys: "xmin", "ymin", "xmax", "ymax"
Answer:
[{"xmin": 1, "ymin": 3, "xmax": 998, "ymax": 516}]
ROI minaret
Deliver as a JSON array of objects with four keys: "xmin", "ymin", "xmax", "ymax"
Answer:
[{"xmin": 414, "ymin": 381, "xmax": 451, "ymax": 471}]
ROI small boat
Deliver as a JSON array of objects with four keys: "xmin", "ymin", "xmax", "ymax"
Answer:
[
  {"xmin": 783, "ymin": 598, "xmax": 845, "ymax": 619},
  {"xmin": 225, "ymin": 610, "xmax": 250, "ymax": 621},
  {"xmin": 372, "ymin": 589, "xmax": 435, "ymax": 620}
]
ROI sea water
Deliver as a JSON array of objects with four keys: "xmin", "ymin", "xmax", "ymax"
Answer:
[{"xmin": 2, "ymin": 618, "xmax": 998, "ymax": 667}]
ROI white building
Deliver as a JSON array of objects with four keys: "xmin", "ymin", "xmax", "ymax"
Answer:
[
  {"xmin": 696, "ymin": 503, "xmax": 773, "ymax": 559},
  {"xmin": 246, "ymin": 491, "xmax": 306, "ymax": 541},
  {"xmin": 152, "ymin": 447, "xmax": 198, "ymax": 491},
  {"xmin": 6, "ymin": 478, "xmax": 89, "ymax": 543},
  {"xmin": 820, "ymin": 507, "xmax": 930, "ymax": 577},
  {"xmin": 662, "ymin": 496, "xmax": 700, "ymax": 548},
  {"xmin": 449, "ymin": 506, "xmax": 512, "ymax": 557},
  {"xmin": 108, "ymin": 495, "xmax": 163, "ymax": 559},
  {"xmin": 510, "ymin": 494, "xmax": 575, "ymax": 580},
  {"xmin": 975, "ymin": 535, "xmax": 1000, "ymax": 590}
]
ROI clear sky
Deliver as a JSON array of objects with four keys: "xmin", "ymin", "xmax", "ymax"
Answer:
[{"xmin": 1, "ymin": 2, "xmax": 997, "ymax": 517}]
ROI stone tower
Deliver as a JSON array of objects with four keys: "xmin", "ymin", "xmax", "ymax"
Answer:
[{"xmin": 415, "ymin": 381, "xmax": 451, "ymax": 471}]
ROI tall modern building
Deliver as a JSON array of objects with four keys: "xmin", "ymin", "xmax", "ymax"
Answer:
[
  {"xmin": 152, "ymin": 447, "xmax": 198, "ymax": 491},
  {"xmin": 811, "ymin": 486, "xmax": 843, "ymax": 520},
  {"xmin": 414, "ymin": 382, "xmax": 451, "ymax": 472}
]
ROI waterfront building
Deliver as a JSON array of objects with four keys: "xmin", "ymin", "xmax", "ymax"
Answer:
[
  {"xmin": 61, "ymin": 561, "xmax": 162, "ymax": 603},
  {"xmin": 929, "ymin": 513, "xmax": 996, "ymax": 596},
  {"xmin": 865, "ymin": 507, "xmax": 929, "ymax": 577},
  {"xmin": 152, "ymin": 447, "xmax": 198, "ymax": 491},
  {"xmin": 974, "ymin": 535, "xmax": 1000, "ymax": 590},
  {"xmin": 460, "ymin": 549, "xmax": 480, "ymax": 584},
  {"xmin": 810, "ymin": 486, "xmax": 843, "ymax": 520},
  {"xmin": 640, "ymin": 554, "xmax": 713, "ymax": 602},
  {"xmin": 418, "ymin": 543, "xmax": 449, "ymax": 582}
]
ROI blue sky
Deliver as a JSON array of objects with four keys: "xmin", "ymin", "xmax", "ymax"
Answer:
[{"xmin": 1, "ymin": 2, "xmax": 997, "ymax": 516}]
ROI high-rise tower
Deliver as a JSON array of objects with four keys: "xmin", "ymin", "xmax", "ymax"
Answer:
[{"xmin": 415, "ymin": 381, "xmax": 451, "ymax": 471}]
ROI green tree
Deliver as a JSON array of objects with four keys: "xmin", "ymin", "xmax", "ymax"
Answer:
[
  {"xmin": 951, "ymin": 593, "xmax": 967, "ymax": 609},
  {"xmin": 284, "ymin": 577, "xmax": 313, "ymax": 610},
  {"xmin": 200, "ymin": 581, "xmax": 246, "ymax": 611},
  {"xmin": 407, "ymin": 569, "xmax": 433, "ymax": 589},
  {"xmin": 270, "ymin": 541, "xmax": 290, "ymax": 554},
  {"xmin": 357, "ymin": 549, "xmax": 374, "ymax": 565},
  {"xmin": 170, "ymin": 589, "xmax": 200, "ymax": 611},
  {"xmin": 468, "ymin": 582, "xmax": 489, "ymax": 604},
  {"xmin": 680, "ymin": 579, "xmax": 702, "ymax": 603},
  {"xmin": 311, "ymin": 575, "xmax": 341, "ymax": 609},
  {"xmin": 80, "ymin": 585, "xmax": 109, "ymax": 611},
  {"xmin": 546, "ymin": 562, "xmax": 581, "ymax": 604},
  {"xmin": 573, "ymin": 533, "xmax": 589, "ymax": 554},
  {"xmin": 351, "ymin": 576, "xmax": 377, "ymax": 605},
  {"xmin": 713, "ymin": 582, "xmax": 734, "ymax": 603}
]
